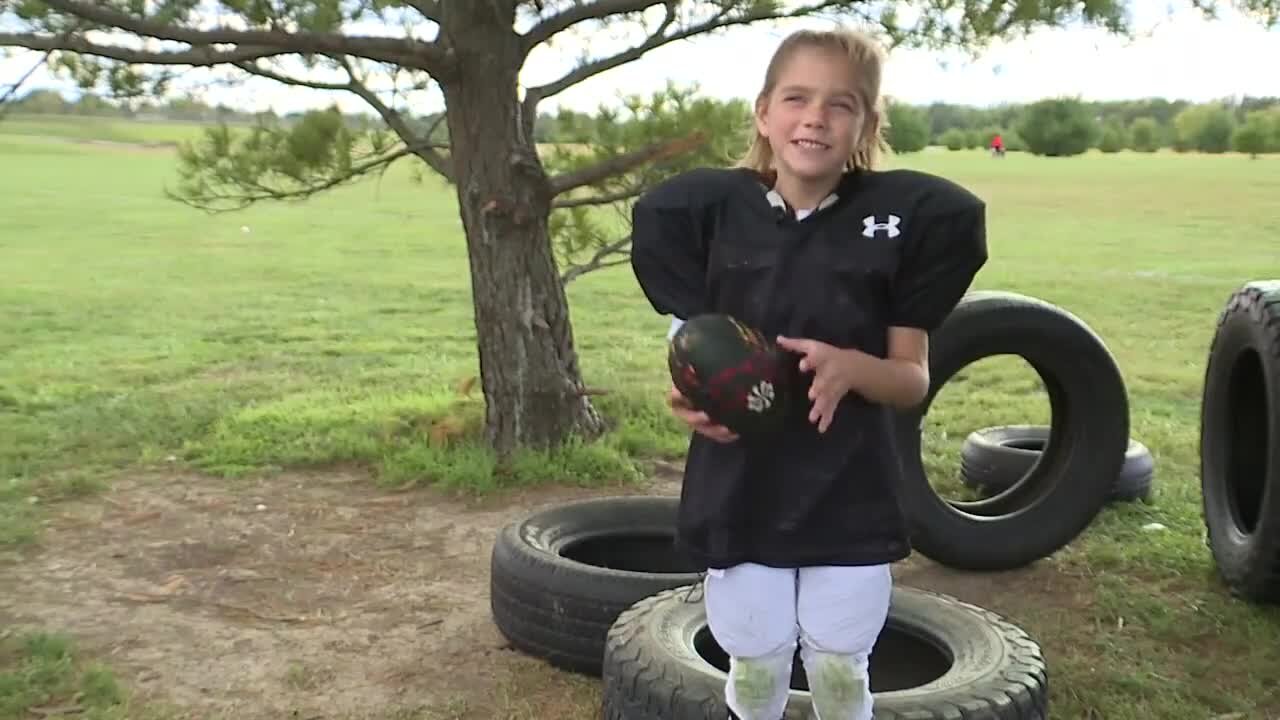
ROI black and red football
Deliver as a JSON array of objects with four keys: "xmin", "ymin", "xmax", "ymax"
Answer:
[{"xmin": 667, "ymin": 313, "xmax": 793, "ymax": 436}]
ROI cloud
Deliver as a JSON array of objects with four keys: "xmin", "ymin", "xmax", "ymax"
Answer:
[
  {"xmin": 3, "ymin": 1, "xmax": 1276, "ymax": 117},
  {"xmin": 533, "ymin": 1, "xmax": 1280, "ymax": 112}
]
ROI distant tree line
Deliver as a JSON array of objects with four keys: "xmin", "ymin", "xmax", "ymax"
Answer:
[
  {"xmin": 9, "ymin": 88, "xmax": 1280, "ymax": 158},
  {"xmin": 882, "ymin": 95, "xmax": 1280, "ymax": 158}
]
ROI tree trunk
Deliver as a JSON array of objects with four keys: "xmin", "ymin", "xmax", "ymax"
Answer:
[{"xmin": 439, "ymin": 2, "xmax": 605, "ymax": 457}]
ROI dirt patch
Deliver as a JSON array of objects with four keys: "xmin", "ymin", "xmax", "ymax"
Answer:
[
  {"xmin": 0, "ymin": 469, "xmax": 678, "ymax": 719},
  {"xmin": 0, "ymin": 466, "xmax": 1071, "ymax": 720}
]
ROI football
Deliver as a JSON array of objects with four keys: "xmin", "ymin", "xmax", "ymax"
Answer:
[{"xmin": 667, "ymin": 313, "xmax": 793, "ymax": 436}]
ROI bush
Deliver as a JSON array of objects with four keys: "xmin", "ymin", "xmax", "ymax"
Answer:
[
  {"xmin": 939, "ymin": 128, "xmax": 968, "ymax": 151},
  {"xmin": 885, "ymin": 102, "xmax": 930, "ymax": 153},
  {"xmin": 1232, "ymin": 110, "xmax": 1277, "ymax": 158},
  {"xmin": 1003, "ymin": 130, "xmax": 1026, "ymax": 152},
  {"xmin": 1016, "ymin": 98, "xmax": 1100, "ymax": 157},
  {"xmin": 1129, "ymin": 117, "xmax": 1161, "ymax": 152},
  {"xmin": 1098, "ymin": 120, "xmax": 1129, "ymax": 153},
  {"xmin": 1174, "ymin": 104, "xmax": 1235, "ymax": 154}
]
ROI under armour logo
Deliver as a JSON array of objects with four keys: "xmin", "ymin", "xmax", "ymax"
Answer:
[{"xmin": 862, "ymin": 214, "xmax": 901, "ymax": 238}]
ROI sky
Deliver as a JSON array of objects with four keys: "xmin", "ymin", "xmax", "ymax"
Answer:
[{"xmin": 3, "ymin": 0, "xmax": 1278, "ymax": 116}]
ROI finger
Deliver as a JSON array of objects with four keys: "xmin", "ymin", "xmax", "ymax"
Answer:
[
  {"xmin": 800, "ymin": 348, "xmax": 833, "ymax": 374},
  {"xmin": 775, "ymin": 336, "xmax": 812, "ymax": 355},
  {"xmin": 818, "ymin": 407, "xmax": 835, "ymax": 433},
  {"xmin": 669, "ymin": 389, "xmax": 695, "ymax": 410},
  {"xmin": 696, "ymin": 425, "xmax": 738, "ymax": 443},
  {"xmin": 808, "ymin": 375, "xmax": 829, "ymax": 401},
  {"xmin": 712, "ymin": 428, "xmax": 740, "ymax": 443},
  {"xmin": 674, "ymin": 408, "xmax": 712, "ymax": 425},
  {"xmin": 810, "ymin": 396, "xmax": 835, "ymax": 429}
]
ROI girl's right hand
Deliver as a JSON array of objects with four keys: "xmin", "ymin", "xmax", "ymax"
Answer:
[{"xmin": 668, "ymin": 385, "xmax": 739, "ymax": 443}]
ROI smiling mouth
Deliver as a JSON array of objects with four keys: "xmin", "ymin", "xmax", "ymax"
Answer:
[{"xmin": 791, "ymin": 139, "xmax": 830, "ymax": 150}]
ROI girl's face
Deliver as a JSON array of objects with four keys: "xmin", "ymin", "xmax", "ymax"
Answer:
[{"xmin": 755, "ymin": 46, "xmax": 869, "ymax": 191}]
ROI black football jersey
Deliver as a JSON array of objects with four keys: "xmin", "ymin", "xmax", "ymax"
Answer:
[{"xmin": 631, "ymin": 166, "xmax": 988, "ymax": 569}]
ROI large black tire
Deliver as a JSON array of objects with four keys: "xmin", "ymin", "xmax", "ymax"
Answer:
[
  {"xmin": 601, "ymin": 585, "xmax": 1047, "ymax": 720},
  {"xmin": 959, "ymin": 425, "xmax": 1155, "ymax": 502},
  {"xmin": 1201, "ymin": 281, "xmax": 1280, "ymax": 603},
  {"xmin": 894, "ymin": 291, "xmax": 1131, "ymax": 570},
  {"xmin": 489, "ymin": 495, "xmax": 704, "ymax": 676}
]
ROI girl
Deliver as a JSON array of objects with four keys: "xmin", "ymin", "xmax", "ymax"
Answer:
[{"xmin": 630, "ymin": 27, "xmax": 988, "ymax": 720}]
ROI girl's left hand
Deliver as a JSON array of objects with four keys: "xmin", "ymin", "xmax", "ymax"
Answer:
[{"xmin": 775, "ymin": 335, "xmax": 859, "ymax": 433}]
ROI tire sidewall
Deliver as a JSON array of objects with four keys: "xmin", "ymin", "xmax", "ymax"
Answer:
[
  {"xmin": 615, "ymin": 586, "xmax": 1037, "ymax": 717},
  {"xmin": 894, "ymin": 291, "xmax": 1130, "ymax": 569},
  {"xmin": 499, "ymin": 495, "xmax": 704, "ymax": 592},
  {"xmin": 961, "ymin": 425, "xmax": 1153, "ymax": 500},
  {"xmin": 1201, "ymin": 303, "xmax": 1273, "ymax": 572}
]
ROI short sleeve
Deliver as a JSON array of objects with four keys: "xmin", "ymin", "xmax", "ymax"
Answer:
[
  {"xmin": 889, "ymin": 202, "xmax": 988, "ymax": 332},
  {"xmin": 629, "ymin": 174, "xmax": 713, "ymax": 321}
]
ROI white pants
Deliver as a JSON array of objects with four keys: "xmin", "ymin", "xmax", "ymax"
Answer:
[{"xmin": 704, "ymin": 563, "xmax": 892, "ymax": 720}]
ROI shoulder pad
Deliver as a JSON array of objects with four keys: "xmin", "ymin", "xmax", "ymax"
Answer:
[
  {"xmin": 637, "ymin": 167, "xmax": 745, "ymax": 210},
  {"xmin": 860, "ymin": 169, "xmax": 984, "ymax": 219}
]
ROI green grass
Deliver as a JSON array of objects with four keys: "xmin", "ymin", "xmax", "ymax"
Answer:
[
  {"xmin": 0, "ymin": 114, "xmax": 226, "ymax": 145},
  {"xmin": 0, "ymin": 631, "xmax": 127, "ymax": 720},
  {"xmin": 2, "ymin": 125, "xmax": 1280, "ymax": 718}
]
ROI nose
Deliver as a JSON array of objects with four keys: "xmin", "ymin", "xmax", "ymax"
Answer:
[{"xmin": 801, "ymin": 103, "xmax": 827, "ymax": 128}]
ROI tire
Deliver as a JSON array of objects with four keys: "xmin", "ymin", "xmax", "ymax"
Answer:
[
  {"xmin": 601, "ymin": 584, "xmax": 1047, "ymax": 720},
  {"xmin": 959, "ymin": 425, "xmax": 1154, "ymax": 502},
  {"xmin": 894, "ymin": 291, "xmax": 1131, "ymax": 570},
  {"xmin": 489, "ymin": 495, "xmax": 704, "ymax": 676},
  {"xmin": 1201, "ymin": 281, "xmax": 1280, "ymax": 603}
]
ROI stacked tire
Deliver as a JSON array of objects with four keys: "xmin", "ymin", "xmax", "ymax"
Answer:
[
  {"xmin": 601, "ymin": 585, "xmax": 1048, "ymax": 720},
  {"xmin": 489, "ymin": 495, "xmax": 702, "ymax": 676},
  {"xmin": 490, "ymin": 496, "xmax": 1050, "ymax": 719}
]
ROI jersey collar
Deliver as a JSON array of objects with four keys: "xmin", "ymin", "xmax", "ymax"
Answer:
[{"xmin": 742, "ymin": 168, "xmax": 849, "ymax": 221}]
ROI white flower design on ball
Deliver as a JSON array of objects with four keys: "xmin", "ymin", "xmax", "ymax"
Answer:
[{"xmin": 747, "ymin": 381, "xmax": 774, "ymax": 413}]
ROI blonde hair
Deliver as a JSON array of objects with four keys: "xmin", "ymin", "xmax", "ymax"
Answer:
[{"xmin": 737, "ymin": 28, "xmax": 891, "ymax": 174}]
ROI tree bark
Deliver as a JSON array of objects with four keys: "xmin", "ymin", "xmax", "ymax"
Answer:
[{"xmin": 439, "ymin": 2, "xmax": 605, "ymax": 456}]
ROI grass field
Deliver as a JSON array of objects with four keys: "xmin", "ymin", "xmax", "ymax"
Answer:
[
  {"xmin": 0, "ymin": 114, "xmax": 219, "ymax": 146},
  {"xmin": 2, "ymin": 123, "xmax": 1280, "ymax": 719}
]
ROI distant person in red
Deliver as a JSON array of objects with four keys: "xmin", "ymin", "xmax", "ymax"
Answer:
[{"xmin": 990, "ymin": 133, "xmax": 1006, "ymax": 157}]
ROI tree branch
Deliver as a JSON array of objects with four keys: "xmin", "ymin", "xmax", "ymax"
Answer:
[
  {"xmin": 523, "ymin": 1, "xmax": 676, "ymax": 117},
  {"xmin": 559, "ymin": 236, "xmax": 633, "ymax": 285},
  {"xmin": 521, "ymin": 0, "xmax": 665, "ymax": 54},
  {"xmin": 553, "ymin": 187, "xmax": 643, "ymax": 209},
  {"xmin": 0, "ymin": 32, "xmax": 284, "ymax": 66},
  {"xmin": 232, "ymin": 59, "xmax": 350, "ymax": 91},
  {"xmin": 233, "ymin": 56, "xmax": 453, "ymax": 183},
  {"xmin": 405, "ymin": 1, "xmax": 442, "ymax": 23},
  {"xmin": 337, "ymin": 58, "xmax": 454, "ymax": 182},
  {"xmin": 548, "ymin": 131, "xmax": 705, "ymax": 195},
  {"xmin": 39, "ymin": 0, "xmax": 456, "ymax": 74},
  {"xmin": 0, "ymin": 50, "xmax": 53, "ymax": 120},
  {"xmin": 170, "ymin": 143, "xmax": 427, "ymax": 213},
  {"xmin": 525, "ymin": 1, "xmax": 850, "ymax": 104}
]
